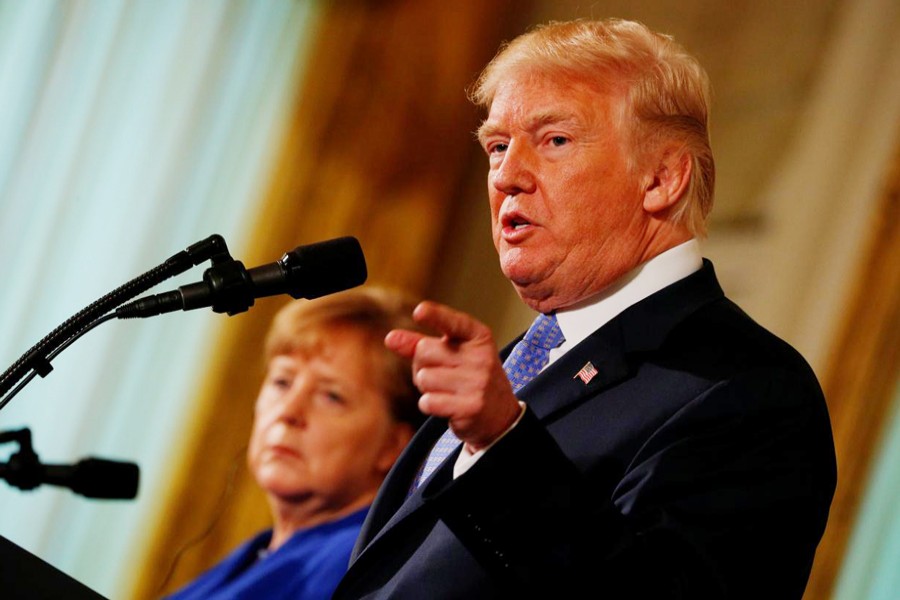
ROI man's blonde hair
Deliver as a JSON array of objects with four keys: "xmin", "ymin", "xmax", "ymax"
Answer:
[{"xmin": 471, "ymin": 19, "xmax": 715, "ymax": 237}]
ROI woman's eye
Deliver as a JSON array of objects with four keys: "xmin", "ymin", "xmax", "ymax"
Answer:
[{"xmin": 270, "ymin": 376, "xmax": 291, "ymax": 390}]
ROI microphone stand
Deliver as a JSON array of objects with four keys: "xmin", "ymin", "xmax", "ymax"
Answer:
[
  {"xmin": 0, "ymin": 234, "xmax": 256, "ymax": 503},
  {"xmin": 0, "ymin": 314, "xmax": 117, "ymax": 413},
  {"xmin": 0, "ymin": 234, "xmax": 235, "ymax": 412},
  {"xmin": 0, "ymin": 233, "xmax": 366, "ymax": 491}
]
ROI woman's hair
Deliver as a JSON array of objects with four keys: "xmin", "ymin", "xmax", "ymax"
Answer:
[
  {"xmin": 470, "ymin": 18, "xmax": 715, "ymax": 237},
  {"xmin": 264, "ymin": 286, "xmax": 425, "ymax": 428}
]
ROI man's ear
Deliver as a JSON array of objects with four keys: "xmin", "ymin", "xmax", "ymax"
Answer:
[{"xmin": 642, "ymin": 148, "xmax": 692, "ymax": 214}]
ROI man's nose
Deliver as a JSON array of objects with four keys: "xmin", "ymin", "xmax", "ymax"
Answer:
[{"xmin": 491, "ymin": 142, "xmax": 537, "ymax": 196}]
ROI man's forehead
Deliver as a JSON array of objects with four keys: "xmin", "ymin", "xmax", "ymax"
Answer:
[
  {"xmin": 478, "ymin": 79, "xmax": 614, "ymax": 140},
  {"xmin": 479, "ymin": 107, "xmax": 581, "ymax": 137}
]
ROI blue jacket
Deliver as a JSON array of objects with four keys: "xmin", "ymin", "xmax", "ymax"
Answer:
[{"xmin": 167, "ymin": 508, "xmax": 367, "ymax": 600}]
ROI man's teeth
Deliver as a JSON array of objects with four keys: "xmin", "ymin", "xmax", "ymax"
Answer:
[{"xmin": 512, "ymin": 221, "xmax": 529, "ymax": 230}]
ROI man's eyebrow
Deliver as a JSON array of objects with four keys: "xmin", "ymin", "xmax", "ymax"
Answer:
[
  {"xmin": 476, "ymin": 122, "xmax": 501, "ymax": 146},
  {"xmin": 476, "ymin": 111, "xmax": 582, "ymax": 146}
]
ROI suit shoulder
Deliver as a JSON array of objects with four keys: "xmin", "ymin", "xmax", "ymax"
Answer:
[{"xmin": 662, "ymin": 297, "xmax": 820, "ymax": 385}]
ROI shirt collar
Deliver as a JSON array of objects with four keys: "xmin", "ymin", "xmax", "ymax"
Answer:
[{"xmin": 550, "ymin": 239, "xmax": 703, "ymax": 362}]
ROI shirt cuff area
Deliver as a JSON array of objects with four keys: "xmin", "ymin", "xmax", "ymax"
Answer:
[{"xmin": 453, "ymin": 401, "xmax": 527, "ymax": 479}]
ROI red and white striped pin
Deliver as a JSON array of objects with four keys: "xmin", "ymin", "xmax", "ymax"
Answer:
[{"xmin": 573, "ymin": 361, "xmax": 598, "ymax": 384}]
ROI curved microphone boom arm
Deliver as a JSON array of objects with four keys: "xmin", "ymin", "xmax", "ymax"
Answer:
[
  {"xmin": 0, "ymin": 234, "xmax": 229, "ymax": 408},
  {"xmin": 0, "ymin": 234, "xmax": 367, "ymax": 413},
  {"xmin": 0, "ymin": 234, "xmax": 365, "ymax": 506}
]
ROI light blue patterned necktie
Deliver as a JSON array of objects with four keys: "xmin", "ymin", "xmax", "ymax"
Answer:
[{"xmin": 413, "ymin": 313, "xmax": 564, "ymax": 489}]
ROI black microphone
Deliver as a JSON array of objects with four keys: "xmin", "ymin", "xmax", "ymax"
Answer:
[
  {"xmin": 0, "ymin": 456, "xmax": 140, "ymax": 500},
  {"xmin": 42, "ymin": 458, "xmax": 140, "ymax": 500},
  {"xmin": 116, "ymin": 236, "xmax": 367, "ymax": 318}
]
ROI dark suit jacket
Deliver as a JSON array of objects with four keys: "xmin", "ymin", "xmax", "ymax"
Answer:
[{"xmin": 333, "ymin": 261, "xmax": 837, "ymax": 599}]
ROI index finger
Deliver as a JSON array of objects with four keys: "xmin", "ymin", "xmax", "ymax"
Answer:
[{"xmin": 412, "ymin": 301, "xmax": 490, "ymax": 343}]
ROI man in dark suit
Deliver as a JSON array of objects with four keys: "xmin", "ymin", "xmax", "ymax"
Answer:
[{"xmin": 333, "ymin": 18, "xmax": 836, "ymax": 599}]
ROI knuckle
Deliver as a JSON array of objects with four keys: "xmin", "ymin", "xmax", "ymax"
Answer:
[
  {"xmin": 413, "ymin": 336, "xmax": 432, "ymax": 356},
  {"xmin": 471, "ymin": 370, "xmax": 492, "ymax": 392}
]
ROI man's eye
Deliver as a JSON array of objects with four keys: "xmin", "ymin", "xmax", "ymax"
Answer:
[
  {"xmin": 488, "ymin": 142, "xmax": 508, "ymax": 154},
  {"xmin": 550, "ymin": 136, "xmax": 568, "ymax": 147}
]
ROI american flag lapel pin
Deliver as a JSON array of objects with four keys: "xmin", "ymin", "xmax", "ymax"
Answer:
[{"xmin": 574, "ymin": 361, "xmax": 598, "ymax": 385}]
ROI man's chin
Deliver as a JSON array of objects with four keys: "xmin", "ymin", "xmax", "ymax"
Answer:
[
  {"xmin": 500, "ymin": 253, "xmax": 541, "ymax": 285},
  {"xmin": 509, "ymin": 280, "xmax": 556, "ymax": 312}
]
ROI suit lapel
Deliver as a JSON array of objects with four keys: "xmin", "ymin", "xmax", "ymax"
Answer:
[
  {"xmin": 350, "ymin": 260, "xmax": 726, "ymax": 564},
  {"xmin": 518, "ymin": 320, "xmax": 631, "ymax": 419},
  {"xmin": 513, "ymin": 260, "xmax": 724, "ymax": 420},
  {"xmin": 351, "ymin": 416, "xmax": 446, "ymax": 558},
  {"xmin": 348, "ymin": 431, "xmax": 459, "ymax": 576}
]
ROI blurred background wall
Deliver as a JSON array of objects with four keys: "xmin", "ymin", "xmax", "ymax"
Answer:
[{"xmin": 0, "ymin": 1, "xmax": 896, "ymax": 598}]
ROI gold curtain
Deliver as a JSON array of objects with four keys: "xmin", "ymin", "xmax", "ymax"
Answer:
[
  {"xmin": 805, "ymin": 142, "xmax": 900, "ymax": 598},
  {"xmin": 129, "ymin": 2, "xmax": 527, "ymax": 597}
]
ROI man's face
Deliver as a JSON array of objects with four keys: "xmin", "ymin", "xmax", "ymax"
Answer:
[{"xmin": 479, "ymin": 69, "xmax": 651, "ymax": 312}]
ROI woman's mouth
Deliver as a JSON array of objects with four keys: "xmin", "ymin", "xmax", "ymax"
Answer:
[{"xmin": 267, "ymin": 444, "xmax": 302, "ymax": 459}]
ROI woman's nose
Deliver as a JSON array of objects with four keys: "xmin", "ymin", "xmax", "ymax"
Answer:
[{"xmin": 277, "ymin": 381, "xmax": 311, "ymax": 426}]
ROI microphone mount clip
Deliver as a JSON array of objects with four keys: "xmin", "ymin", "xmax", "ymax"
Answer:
[
  {"xmin": 0, "ymin": 429, "xmax": 41, "ymax": 492},
  {"xmin": 188, "ymin": 242, "xmax": 256, "ymax": 316}
]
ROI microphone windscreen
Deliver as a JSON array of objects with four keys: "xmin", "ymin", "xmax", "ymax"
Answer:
[
  {"xmin": 282, "ymin": 236, "xmax": 367, "ymax": 299},
  {"xmin": 70, "ymin": 459, "xmax": 140, "ymax": 499}
]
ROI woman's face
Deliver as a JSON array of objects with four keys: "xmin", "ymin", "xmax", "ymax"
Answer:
[{"xmin": 248, "ymin": 326, "xmax": 411, "ymax": 520}]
